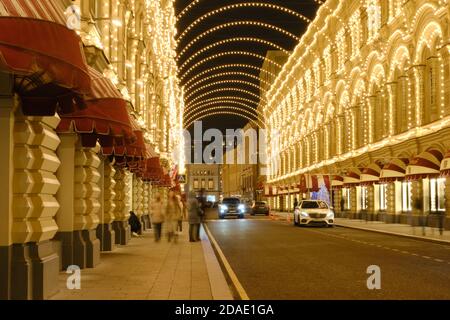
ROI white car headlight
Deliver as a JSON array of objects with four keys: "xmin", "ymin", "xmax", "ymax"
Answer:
[
  {"xmin": 238, "ymin": 204, "xmax": 245, "ymax": 211},
  {"xmin": 327, "ymin": 211, "xmax": 334, "ymax": 218},
  {"xmin": 300, "ymin": 211, "xmax": 309, "ymax": 217},
  {"xmin": 220, "ymin": 205, "xmax": 228, "ymax": 212}
]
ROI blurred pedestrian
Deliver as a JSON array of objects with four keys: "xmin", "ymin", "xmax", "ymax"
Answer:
[
  {"xmin": 150, "ymin": 193, "xmax": 165, "ymax": 242},
  {"xmin": 187, "ymin": 191, "xmax": 202, "ymax": 242},
  {"xmin": 175, "ymin": 194, "xmax": 185, "ymax": 233},
  {"xmin": 293, "ymin": 197, "xmax": 298, "ymax": 210},
  {"xmin": 166, "ymin": 190, "xmax": 180, "ymax": 242}
]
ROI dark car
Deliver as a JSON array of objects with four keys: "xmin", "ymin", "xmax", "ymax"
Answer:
[
  {"xmin": 219, "ymin": 197, "xmax": 245, "ymax": 219},
  {"xmin": 251, "ymin": 201, "xmax": 270, "ymax": 216}
]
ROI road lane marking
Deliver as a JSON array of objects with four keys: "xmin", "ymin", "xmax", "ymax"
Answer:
[
  {"xmin": 203, "ymin": 223, "xmax": 250, "ymax": 300},
  {"xmin": 301, "ymin": 228, "xmax": 449, "ymax": 264}
]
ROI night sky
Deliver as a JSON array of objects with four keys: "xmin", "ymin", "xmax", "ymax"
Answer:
[{"xmin": 175, "ymin": 0, "xmax": 321, "ymax": 136}]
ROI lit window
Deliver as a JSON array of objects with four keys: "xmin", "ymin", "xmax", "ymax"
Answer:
[
  {"xmin": 208, "ymin": 179, "xmax": 214, "ymax": 190},
  {"xmin": 379, "ymin": 184, "xmax": 387, "ymax": 211},
  {"xmin": 342, "ymin": 188, "xmax": 351, "ymax": 210},
  {"xmin": 193, "ymin": 179, "xmax": 199, "ymax": 189},
  {"xmin": 430, "ymin": 178, "xmax": 445, "ymax": 212},
  {"xmin": 361, "ymin": 186, "xmax": 368, "ymax": 210},
  {"xmin": 401, "ymin": 181, "xmax": 412, "ymax": 212},
  {"xmin": 367, "ymin": 0, "xmax": 381, "ymax": 40}
]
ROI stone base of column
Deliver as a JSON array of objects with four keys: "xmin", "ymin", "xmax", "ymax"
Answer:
[
  {"xmin": 426, "ymin": 214, "xmax": 450, "ymax": 230},
  {"xmin": 96, "ymin": 224, "xmax": 116, "ymax": 252},
  {"xmin": 28, "ymin": 241, "xmax": 59, "ymax": 300},
  {"xmin": 0, "ymin": 246, "xmax": 11, "ymax": 299},
  {"xmin": 379, "ymin": 213, "xmax": 399, "ymax": 224},
  {"xmin": 73, "ymin": 230, "xmax": 87, "ymax": 269},
  {"xmin": 10, "ymin": 243, "xmax": 32, "ymax": 299},
  {"xmin": 6, "ymin": 242, "xmax": 59, "ymax": 300},
  {"xmin": 82, "ymin": 229, "xmax": 100, "ymax": 268},
  {"xmin": 112, "ymin": 221, "xmax": 130, "ymax": 245}
]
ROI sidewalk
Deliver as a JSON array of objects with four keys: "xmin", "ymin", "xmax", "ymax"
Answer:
[
  {"xmin": 50, "ymin": 223, "xmax": 233, "ymax": 300},
  {"xmin": 270, "ymin": 211, "xmax": 450, "ymax": 245}
]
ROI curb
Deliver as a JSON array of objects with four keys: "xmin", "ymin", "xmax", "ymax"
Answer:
[
  {"xmin": 335, "ymin": 223, "xmax": 450, "ymax": 246},
  {"xmin": 199, "ymin": 225, "xmax": 234, "ymax": 300},
  {"xmin": 202, "ymin": 223, "xmax": 250, "ymax": 300}
]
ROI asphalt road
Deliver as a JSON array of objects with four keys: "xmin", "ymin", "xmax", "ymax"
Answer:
[{"xmin": 204, "ymin": 208, "xmax": 450, "ymax": 299}]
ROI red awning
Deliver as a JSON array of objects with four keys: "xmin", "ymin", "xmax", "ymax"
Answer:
[
  {"xmin": 360, "ymin": 161, "xmax": 384, "ymax": 186},
  {"xmin": 331, "ymin": 175, "xmax": 344, "ymax": 189},
  {"xmin": 143, "ymin": 157, "xmax": 163, "ymax": 182},
  {"xmin": 379, "ymin": 158, "xmax": 409, "ymax": 183},
  {"xmin": 343, "ymin": 168, "xmax": 362, "ymax": 187},
  {"xmin": 102, "ymin": 130, "xmax": 147, "ymax": 160},
  {"xmin": 440, "ymin": 150, "xmax": 450, "ymax": 177},
  {"xmin": 58, "ymin": 66, "xmax": 135, "ymax": 147},
  {"xmin": 405, "ymin": 148, "xmax": 443, "ymax": 181},
  {"xmin": 0, "ymin": 1, "xmax": 91, "ymax": 115}
]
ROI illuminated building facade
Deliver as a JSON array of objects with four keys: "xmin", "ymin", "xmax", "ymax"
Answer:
[
  {"xmin": 0, "ymin": 0, "xmax": 183, "ymax": 299},
  {"xmin": 264, "ymin": 0, "xmax": 450, "ymax": 227}
]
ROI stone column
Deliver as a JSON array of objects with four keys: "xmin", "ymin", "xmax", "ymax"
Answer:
[
  {"xmin": 444, "ymin": 177, "xmax": 450, "ymax": 229},
  {"xmin": 0, "ymin": 74, "xmax": 15, "ymax": 300},
  {"xmin": 112, "ymin": 168, "xmax": 131, "ymax": 245},
  {"xmin": 132, "ymin": 175, "xmax": 144, "ymax": 234},
  {"xmin": 333, "ymin": 189, "xmax": 342, "ymax": 217},
  {"xmin": 350, "ymin": 187, "xmax": 358, "ymax": 219},
  {"xmin": 55, "ymin": 133, "xmax": 78, "ymax": 270},
  {"xmin": 12, "ymin": 112, "xmax": 60, "ymax": 300},
  {"xmin": 142, "ymin": 183, "xmax": 150, "ymax": 229},
  {"xmin": 367, "ymin": 185, "xmax": 375, "ymax": 220},
  {"xmin": 96, "ymin": 159, "xmax": 116, "ymax": 251},
  {"xmin": 385, "ymin": 183, "xmax": 396, "ymax": 223},
  {"xmin": 413, "ymin": 65, "xmax": 425, "ymax": 127},
  {"xmin": 411, "ymin": 180, "xmax": 424, "ymax": 226},
  {"xmin": 74, "ymin": 145, "xmax": 101, "ymax": 268}
]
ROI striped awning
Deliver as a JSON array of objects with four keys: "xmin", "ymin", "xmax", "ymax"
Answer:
[
  {"xmin": 0, "ymin": 0, "xmax": 91, "ymax": 115},
  {"xmin": 331, "ymin": 175, "xmax": 344, "ymax": 189},
  {"xmin": 360, "ymin": 161, "xmax": 383, "ymax": 185},
  {"xmin": 142, "ymin": 157, "xmax": 163, "ymax": 182},
  {"xmin": 379, "ymin": 158, "xmax": 409, "ymax": 183},
  {"xmin": 405, "ymin": 148, "xmax": 443, "ymax": 181},
  {"xmin": 343, "ymin": 168, "xmax": 362, "ymax": 186},
  {"xmin": 298, "ymin": 174, "xmax": 331, "ymax": 192},
  {"xmin": 58, "ymin": 67, "xmax": 135, "ymax": 148},
  {"xmin": 440, "ymin": 151, "xmax": 450, "ymax": 176}
]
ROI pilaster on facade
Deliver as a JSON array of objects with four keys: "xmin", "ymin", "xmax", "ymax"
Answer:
[
  {"xmin": 97, "ymin": 159, "xmax": 116, "ymax": 252},
  {"xmin": 74, "ymin": 145, "xmax": 101, "ymax": 268},
  {"xmin": 11, "ymin": 112, "xmax": 61, "ymax": 300},
  {"xmin": 113, "ymin": 167, "xmax": 131, "ymax": 245}
]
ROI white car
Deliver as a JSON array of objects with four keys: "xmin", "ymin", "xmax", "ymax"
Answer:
[{"xmin": 293, "ymin": 200, "xmax": 334, "ymax": 227}]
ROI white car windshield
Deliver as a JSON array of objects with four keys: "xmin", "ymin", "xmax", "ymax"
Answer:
[{"xmin": 301, "ymin": 201, "xmax": 328, "ymax": 209}]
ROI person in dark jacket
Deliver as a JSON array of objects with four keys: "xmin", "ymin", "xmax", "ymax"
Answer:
[
  {"xmin": 129, "ymin": 211, "xmax": 142, "ymax": 237},
  {"xmin": 187, "ymin": 191, "xmax": 202, "ymax": 242}
]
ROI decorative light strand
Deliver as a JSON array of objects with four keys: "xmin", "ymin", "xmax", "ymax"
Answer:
[
  {"xmin": 185, "ymin": 71, "xmax": 272, "ymax": 93},
  {"xmin": 176, "ymin": 0, "xmax": 324, "ymax": 21},
  {"xmin": 185, "ymin": 111, "xmax": 262, "ymax": 130},
  {"xmin": 183, "ymin": 64, "xmax": 277, "ymax": 88},
  {"xmin": 184, "ymin": 105, "xmax": 258, "ymax": 125},
  {"xmin": 177, "ymin": 21, "xmax": 299, "ymax": 60},
  {"xmin": 180, "ymin": 51, "xmax": 283, "ymax": 80},
  {"xmin": 176, "ymin": 2, "xmax": 310, "ymax": 42},
  {"xmin": 185, "ymin": 79, "xmax": 265, "ymax": 101},
  {"xmin": 178, "ymin": 37, "xmax": 289, "ymax": 69},
  {"xmin": 186, "ymin": 95, "xmax": 261, "ymax": 110},
  {"xmin": 184, "ymin": 100, "xmax": 264, "ymax": 119},
  {"xmin": 188, "ymin": 87, "xmax": 267, "ymax": 106}
]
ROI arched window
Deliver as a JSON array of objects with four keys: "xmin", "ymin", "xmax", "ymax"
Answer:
[
  {"xmin": 394, "ymin": 67, "xmax": 409, "ymax": 134},
  {"xmin": 423, "ymin": 47, "xmax": 440, "ymax": 124},
  {"xmin": 367, "ymin": 0, "xmax": 381, "ymax": 40}
]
